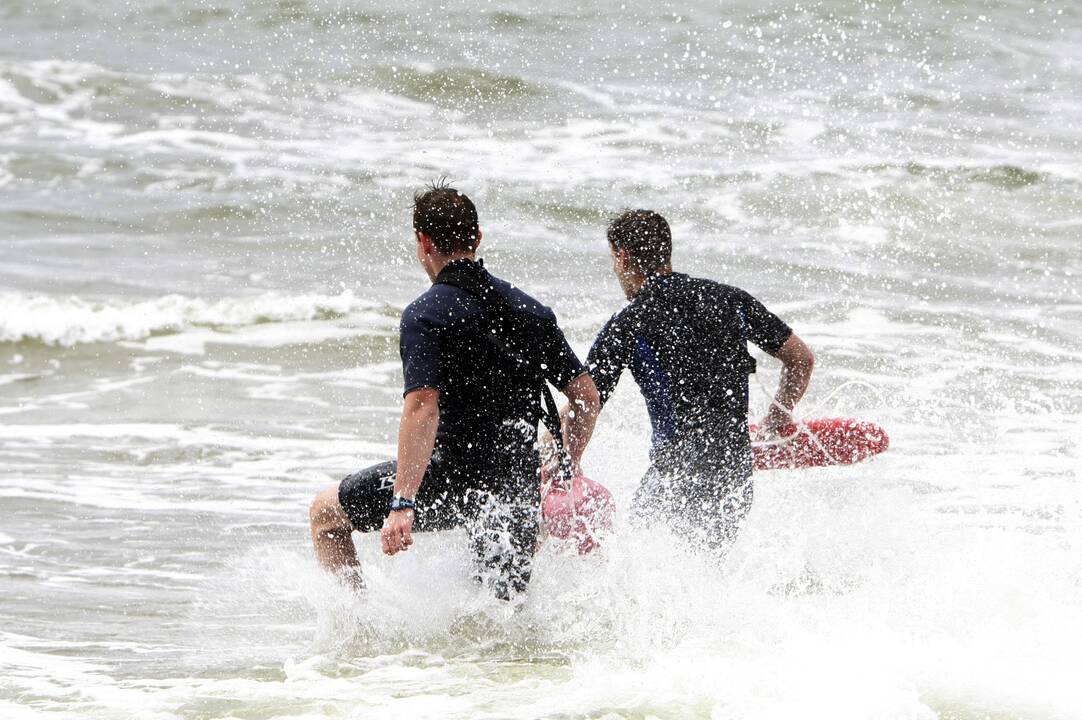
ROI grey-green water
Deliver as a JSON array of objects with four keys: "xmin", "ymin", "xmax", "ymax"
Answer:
[{"xmin": 1, "ymin": 1, "xmax": 1080, "ymax": 718}]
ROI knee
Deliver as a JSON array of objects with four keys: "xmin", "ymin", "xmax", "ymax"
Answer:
[{"xmin": 310, "ymin": 487, "xmax": 350, "ymax": 533}]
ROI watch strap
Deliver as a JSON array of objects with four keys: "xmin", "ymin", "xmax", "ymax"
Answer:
[{"xmin": 389, "ymin": 496, "xmax": 417, "ymax": 512}]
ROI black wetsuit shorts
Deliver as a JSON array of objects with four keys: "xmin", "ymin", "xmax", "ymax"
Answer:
[{"xmin": 338, "ymin": 447, "xmax": 540, "ymax": 600}]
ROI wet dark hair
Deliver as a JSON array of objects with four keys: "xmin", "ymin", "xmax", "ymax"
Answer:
[
  {"xmin": 607, "ymin": 209, "xmax": 672, "ymax": 274},
  {"xmin": 412, "ymin": 181, "xmax": 480, "ymax": 255}
]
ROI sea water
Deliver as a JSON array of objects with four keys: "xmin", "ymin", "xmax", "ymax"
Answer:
[{"xmin": 1, "ymin": 1, "xmax": 1080, "ymax": 718}]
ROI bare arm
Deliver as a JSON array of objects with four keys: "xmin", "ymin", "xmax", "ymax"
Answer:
[
  {"xmin": 392, "ymin": 387, "xmax": 440, "ymax": 499},
  {"xmin": 560, "ymin": 373, "xmax": 601, "ymax": 472},
  {"xmin": 540, "ymin": 373, "xmax": 601, "ymax": 476},
  {"xmin": 761, "ymin": 333, "xmax": 815, "ymax": 434},
  {"xmin": 382, "ymin": 387, "xmax": 439, "ymax": 555}
]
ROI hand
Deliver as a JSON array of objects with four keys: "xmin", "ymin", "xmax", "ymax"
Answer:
[
  {"xmin": 541, "ymin": 459, "xmax": 582, "ymax": 492},
  {"xmin": 540, "ymin": 461, "xmax": 561, "ymax": 492},
  {"xmin": 380, "ymin": 510, "xmax": 415, "ymax": 555},
  {"xmin": 757, "ymin": 408, "xmax": 796, "ymax": 440}
]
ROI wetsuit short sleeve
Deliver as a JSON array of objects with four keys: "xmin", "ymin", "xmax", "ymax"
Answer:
[
  {"xmin": 736, "ymin": 289, "xmax": 792, "ymax": 355},
  {"xmin": 586, "ymin": 314, "xmax": 633, "ymax": 406},
  {"xmin": 540, "ymin": 320, "xmax": 587, "ymax": 390},
  {"xmin": 400, "ymin": 306, "xmax": 440, "ymax": 396}
]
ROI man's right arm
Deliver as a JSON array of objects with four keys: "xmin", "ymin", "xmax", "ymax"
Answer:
[
  {"xmin": 539, "ymin": 314, "xmax": 622, "ymax": 477},
  {"xmin": 381, "ymin": 305, "xmax": 441, "ymax": 554},
  {"xmin": 544, "ymin": 317, "xmax": 628, "ymax": 475},
  {"xmin": 381, "ymin": 388, "xmax": 440, "ymax": 556},
  {"xmin": 559, "ymin": 373, "xmax": 600, "ymax": 473}
]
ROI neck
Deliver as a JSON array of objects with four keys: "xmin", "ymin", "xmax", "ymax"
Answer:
[
  {"xmin": 428, "ymin": 251, "xmax": 476, "ymax": 280},
  {"xmin": 625, "ymin": 265, "xmax": 672, "ymax": 298}
]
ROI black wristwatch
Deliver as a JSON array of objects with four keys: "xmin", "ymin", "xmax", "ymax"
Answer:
[{"xmin": 389, "ymin": 496, "xmax": 416, "ymax": 512}]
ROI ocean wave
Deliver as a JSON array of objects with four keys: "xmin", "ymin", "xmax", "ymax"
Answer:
[
  {"xmin": 901, "ymin": 162, "xmax": 1046, "ymax": 188},
  {"xmin": 0, "ymin": 290, "xmax": 383, "ymax": 347},
  {"xmin": 362, "ymin": 65, "xmax": 541, "ymax": 108}
]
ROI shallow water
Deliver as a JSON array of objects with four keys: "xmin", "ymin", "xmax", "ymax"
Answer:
[{"xmin": 2, "ymin": 1, "xmax": 1081, "ymax": 718}]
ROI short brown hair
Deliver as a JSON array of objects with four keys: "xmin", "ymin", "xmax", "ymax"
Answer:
[
  {"xmin": 413, "ymin": 182, "xmax": 479, "ymax": 254},
  {"xmin": 607, "ymin": 209, "xmax": 672, "ymax": 274}
]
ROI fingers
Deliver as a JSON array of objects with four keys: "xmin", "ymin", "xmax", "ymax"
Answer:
[
  {"xmin": 381, "ymin": 528, "xmax": 406, "ymax": 555},
  {"xmin": 380, "ymin": 514, "xmax": 415, "ymax": 556},
  {"xmin": 380, "ymin": 520, "xmax": 400, "ymax": 555}
]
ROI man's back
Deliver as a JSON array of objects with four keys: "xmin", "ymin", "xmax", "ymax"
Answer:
[
  {"xmin": 588, "ymin": 272, "xmax": 792, "ymax": 463},
  {"xmin": 401, "ymin": 259, "xmax": 583, "ymax": 460}
]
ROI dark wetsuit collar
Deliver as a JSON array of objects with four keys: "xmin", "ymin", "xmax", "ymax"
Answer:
[
  {"xmin": 435, "ymin": 257, "xmax": 483, "ymax": 284},
  {"xmin": 632, "ymin": 270, "xmax": 676, "ymax": 301}
]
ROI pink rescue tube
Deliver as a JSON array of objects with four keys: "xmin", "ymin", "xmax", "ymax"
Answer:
[{"xmin": 541, "ymin": 475, "xmax": 616, "ymax": 554}]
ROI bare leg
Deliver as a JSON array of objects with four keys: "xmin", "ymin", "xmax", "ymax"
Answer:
[{"xmin": 309, "ymin": 486, "xmax": 361, "ymax": 581}]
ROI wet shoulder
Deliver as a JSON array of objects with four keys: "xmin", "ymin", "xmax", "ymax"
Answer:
[
  {"xmin": 604, "ymin": 300, "xmax": 637, "ymax": 332},
  {"xmin": 591, "ymin": 300, "xmax": 639, "ymax": 352},
  {"xmin": 489, "ymin": 274, "xmax": 558, "ymax": 322},
  {"xmin": 401, "ymin": 283, "xmax": 481, "ymax": 330},
  {"xmin": 671, "ymin": 273, "xmax": 745, "ymax": 308}
]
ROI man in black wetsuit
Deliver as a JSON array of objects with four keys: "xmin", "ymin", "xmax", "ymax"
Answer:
[
  {"xmin": 309, "ymin": 185, "xmax": 599, "ymax": 598},
  {"xmin": 584, "ymin": 210, "xmax": 814, "ymax": 550}
]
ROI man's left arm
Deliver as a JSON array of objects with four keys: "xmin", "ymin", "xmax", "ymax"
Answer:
[
  {"xmin": 738, "ymin": 290, "xmax": 815, "ymax": 436},
  {"xmin": 761, "ymin": 333, "xmax": 814, "ymax": 435}
]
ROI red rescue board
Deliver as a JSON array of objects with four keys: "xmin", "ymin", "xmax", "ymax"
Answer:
[{"xmin": 750, "ymin": 418, "xmax": 889, "ymax": 470}]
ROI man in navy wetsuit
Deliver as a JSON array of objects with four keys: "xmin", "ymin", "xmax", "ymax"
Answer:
[
  {"xmin": 309, "ymin": 185, "xmax": 599, "ymax": 598},
  {"xmin": 585, "ymin": 210, "xmax": 814, "ymax": 550}
]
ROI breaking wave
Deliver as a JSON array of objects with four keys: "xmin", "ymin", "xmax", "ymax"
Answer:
[{"xmin": 0, "ymin": 290, "xmax": 382, "ymax": 347}]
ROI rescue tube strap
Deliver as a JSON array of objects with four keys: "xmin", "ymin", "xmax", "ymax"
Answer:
[{"xmin": 435, "ymin": 259, "xmax": 573, "ymax": 484}]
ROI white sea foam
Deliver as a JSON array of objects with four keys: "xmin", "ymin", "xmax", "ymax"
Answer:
[
  {"xmin": 0, "ymin": 421, "xmax": 392, "ymax": 456},
  {"xmin": 0, "ymin": 290, "xmax": 386, "ymax": 347},
  {"xmin": 183, "ymin": 453, "xmax": 1080, "ymax": 720}
]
